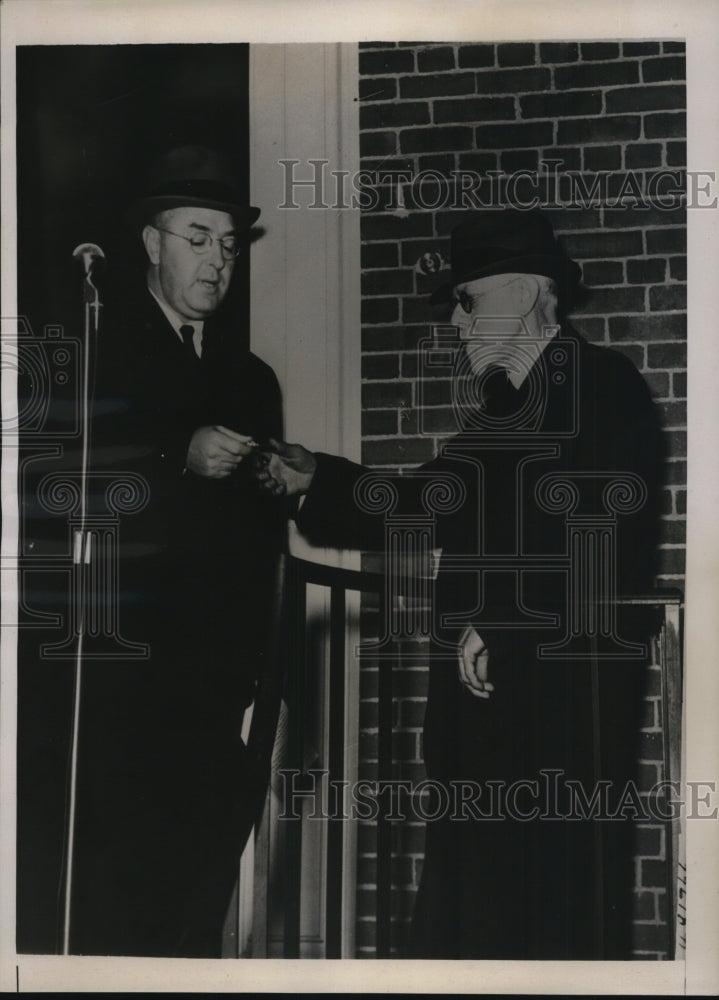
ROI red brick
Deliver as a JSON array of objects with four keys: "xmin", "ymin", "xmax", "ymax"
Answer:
[
  {"xmin": 362, "ymin": 242, "xmax": 399, "ymax": 269},
  {"xmin": 543, "ymin": 146, "xmax": 582, "ymax": 172},
  {"xmin": 500, "ymin": 149, "xmax": 540, "ymax": 173},
  {"xmin": 660, "ymin": 517, "xmax": 686, "ymax": 543},
  {"xmin": 363, "ymin": 410, "xmax": 398, "ymax": 437},
  {"xmin": 360, "ymin": 77, "xmax": 398, "ymax": 101},
  {"xmin": 663, "ymin": 460, "xmax": 686, "ymax": 486},
  {"xmin": 633, "ymin": 890, "xmax": 658, "ymax": 921},
  {"xmin": 671, "ymin": 371, "xmax": 686, "ymax": 398},
  {"xmin": 457, "ymin": 45, "xmax": 495, "ymax": 69},
  {"xmin": 362, "ymin": 325, "xmax": 428, "ymax": 352},
  {"xmin": 627, "ymin": 258, "xmax": 666, "ymax": 284},
  {"xmin": 434, "ymin": 96, "xmax": 514, "ymax": 124},
  {"xmin": 609, "ymin": 314, "xmax": 686, "ymax": 341},
  {"xmin": 362, "ymin": 381, "xmax": 413, "ymax": 409},
  {"xmin": 579, "ymin": 286, "xmax": 645, "ymax": 314},
  {"xmin": 360, "ymin": 49, "xmax": 415, "ymax": 75},
  {"xmin": 643, "ymin": 371, "xmax": 670, "ymax": 398},
  {"xmin": 563, "ymin": 229, "xmax": 644, "ymax": 259},
  {"xmin": 663, "ymin": 42, "xmax": 685, "ymax": 54},
  {"xmin": 400, "ymin": 699, "xmax": 427, "ymax": 727},
  {"xmin": 456, "ymin": 151, "xmax": 499, "ymax": 172},
  {"xmin": 581, "ymin": 42, "xmax": 620, "ymax": 60},
  {"xmin": 403, "ymin": 296, "xmax": 439, "ymax": 324},
  {"xmin": 362, "ymin": 131, "xmax": 400, "ymax": 156},
  {"xmin": 603, "ymin": 204, "xmax": 685, "ymax": 229},
  {"xmin": 496, "ymin": 43, "xmax": 536, "ymax": 67},
  {"xmin": 623, "ymin": 42, "xmax": 661, "ymax": 56},
  {"xmin": 606, "ymin": 84, "xmax": 685, "ymax": 114},
  {"xmin": 400, "ymin": 125, "xmax": 474, "ymax": 154},
  {"xmin": 475, "ymin": 120, "xmax": 554, "ymax": 149},
  {"xmin": 572, "ymin": 317, "xmax": 606, "ymax": 342},
  {"xmin": 557, "ymin": 115, "xmax": 641, "ymax": 145},
  {"xmin": 644, "ymin": 112, "xmax": 686, "ymax": 139},
  {"xmin": 475, "ymin": 67, "xmax": 551, "ymax": 94},
  {"xmin": 666, "ymin": 141, "xmax": 686, "ymax": 167},
  {"xmin": 418, "ymin": 153, "xmax": 456, "ymax": 174},
  {"xmin": 640, "ymin": 697, "xmax": 658, "ymax": 729},
  {"xmin": 362, "ymin": 297, "xmax": 399, "ymax": 324},
  {"xmin": 362, "ymin": 268, "xmax": 414, "ymax": 296},
  {"xmin": 360, "ymin": 102, "xmax": 430, "ymax": 130},
  {"xmin": 362, "ymin": 437, "xmax": 436, "ymax": 466},
  {"xmin": 361, "ymin": 213, "xmax": 434, "ymax": 241},
  {"xmin": 399, "ymin": 72, "xmax": 476, "ymax": 99},
  {"xmin": 646, "ymin": 227, "xmax": 686, "ymax": 254},
  {"xmin": 362, "ymin": 354, "xmax": 400, "ymax": 380},
  {"xmin": 638, "ymin": 761, "xmax": 661, "ymax": 790},
  {"xmin": 625, "ymin": 143, "xmax": 664, "ymax": 169},
  {"xmin": 649, "ymin": 285, "xmax": 686, "ymax": 311},
  {"xmin": 658, "ymin": 402, "xmax": 686, "ymax": 427},
  {"xmin": 539, "ymin": 42, "xmax": 579, "ymax": 63},
  {"xmin": 555, "ymin": 61, "xmax": 639, "ymax": 90},
  {"xmin": 583, "ymin": 145, "xmax": 622, "ymax": 171},
  {"xmin": 417, "ymin": 407, "xmax": 460, "ymax": 434},
  {"xmin": 582, "ymin": 261, "xmax": 624, "ymax": 286},
  {"xmin": 638, "ymin": 733, "xmax": 664, "ymax": 764},
  {"xmin": 400, "ymin": 354, "xmax": 420, "ymax": 378},
  {"xmin": 675, "ymin": 488, "xmax": 686, "ymax": 514},
  {"xmin": 641, "ymin": 56, "xmax": 686, "ymax": 83},
  {"xmin": 521, "ymin": 90, "xmax": 602, "ymax": 119},
  {"xmin": 646, "ymin": 341, "xmax": 686, "ymax": 368},
  {"xmin": 632, "ymin": 924, "xmax": 670, "ymax": 953},
  {"xmin": 417, "ymin": 46, "xmax": 455, "ymax": 73}
]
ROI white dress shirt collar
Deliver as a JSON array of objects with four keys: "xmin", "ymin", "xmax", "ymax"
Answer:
[{"xmin": 148, "ymin": 285, "xmax": 205, "ymax": 357}]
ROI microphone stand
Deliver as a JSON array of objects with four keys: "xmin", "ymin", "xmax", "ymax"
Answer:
[{"xmin": 60, "ymin": 243, "xmax": 105, "ymax": 955}]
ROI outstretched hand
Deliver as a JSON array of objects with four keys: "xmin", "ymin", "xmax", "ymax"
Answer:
[
  {"xmin": 253, "ymin": 438, "xmax": 317, "ymax": 496},
  {"xmin": 186, "ymin": 425, "xmax": 256, "ymax": 479},
  {"xmin": 457, "ymin": 626, "xmax": 494, "ymax": 699}
]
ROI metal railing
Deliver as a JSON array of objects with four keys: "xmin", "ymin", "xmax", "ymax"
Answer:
[{"xmin": 249, "ymin": 555, "xmax": 683, "ymax": 959}]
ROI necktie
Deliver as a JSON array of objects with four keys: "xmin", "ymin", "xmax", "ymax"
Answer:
[{"xmin": 179, "ymin": 324, "xmax": 198, "ymax": 360}]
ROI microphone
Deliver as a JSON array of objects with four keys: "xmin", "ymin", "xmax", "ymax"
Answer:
[{"xmin": 72, "ymin": 241, "xmax": 106, "ymax": 277}]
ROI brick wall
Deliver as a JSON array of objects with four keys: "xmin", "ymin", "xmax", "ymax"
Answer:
[{"xmin": 355, "ymin": 40, "xmax": 686, "ymax": 958}]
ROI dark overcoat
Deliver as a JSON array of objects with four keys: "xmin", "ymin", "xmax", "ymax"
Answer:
[
  {"xmin": 295, "ymin": 328, "xmax": 662, "ymax": 958},
  {"xmin": 67, "ymin": 288, "xmax": 284, "ymax": 956}
]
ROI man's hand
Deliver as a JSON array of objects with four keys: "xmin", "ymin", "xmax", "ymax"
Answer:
[
  {"xmin": 253, "ymin": 438, "xmax": 317, "ymax": 496},
  {"xmin": 457, "ymin": 626, "xmax": 494, "ymax": 699},
  {"xmin": 186, "ymin": 425, "xmax": 255, "ymax": 479}
]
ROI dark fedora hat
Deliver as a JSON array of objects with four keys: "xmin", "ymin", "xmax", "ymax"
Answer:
[
  {"xmin": 430, "ymin": 208, "xmax": 581, "ymax": 305},
  {"xmin": 128, "ymin": 145, "xmax": 260, "ymax": 230}
]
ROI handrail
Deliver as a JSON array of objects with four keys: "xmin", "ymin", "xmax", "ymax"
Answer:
[{"xmin": 253, "ymin": 555, "xmax": 684, "ymax": 959}]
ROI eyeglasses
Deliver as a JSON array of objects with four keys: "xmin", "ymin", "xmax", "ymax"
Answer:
[
  {"xmin": 451, "ymin": 276, "xmax": 520, "ymax": 314},
  {"xmin": 153, "ymin": 226, "xmax": 241, "ymax": 260}
]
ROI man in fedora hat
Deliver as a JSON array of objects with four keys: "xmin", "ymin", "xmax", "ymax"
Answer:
[
  {"xmin": 68, "ymin": 146, "xmax": 284, "ymax": 956},
  {"xmin": 255, "ymin": 208, "xmax": 661, "ymax": 958}
]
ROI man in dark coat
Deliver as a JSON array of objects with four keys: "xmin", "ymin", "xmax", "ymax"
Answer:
[
  {"xmin": 255, "ymin": 209, "xmax": 662, "ymax": 959},
  {"xmin": 67, "ymin": 146, "xmax": 284, "ymax": 957}
]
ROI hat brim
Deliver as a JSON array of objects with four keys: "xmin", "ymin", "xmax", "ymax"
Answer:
[
  {"xmin": 127, "ymin": 195, "xmax": 261, "ymax": 232},
  {"xmin": 429, "ymin": 252, "xmax": 581, "ymax": 305}
]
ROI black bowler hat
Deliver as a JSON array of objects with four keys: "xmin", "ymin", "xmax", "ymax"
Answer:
[
  {"xmin": 429, "ymin": 208, "xmax": 581, "ymax": 305},
  {"xmin": 128, "ymin": 145, "xmax": 260, "ymax": 230}
]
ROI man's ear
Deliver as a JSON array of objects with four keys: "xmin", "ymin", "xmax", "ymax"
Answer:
[
  {"xmin": 512, "ymin": 276, "xmax": 541, "ymax": 316},
  {"xmin": 142, "ymin": 224, "xmax": 161, "ymax": 266}
]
